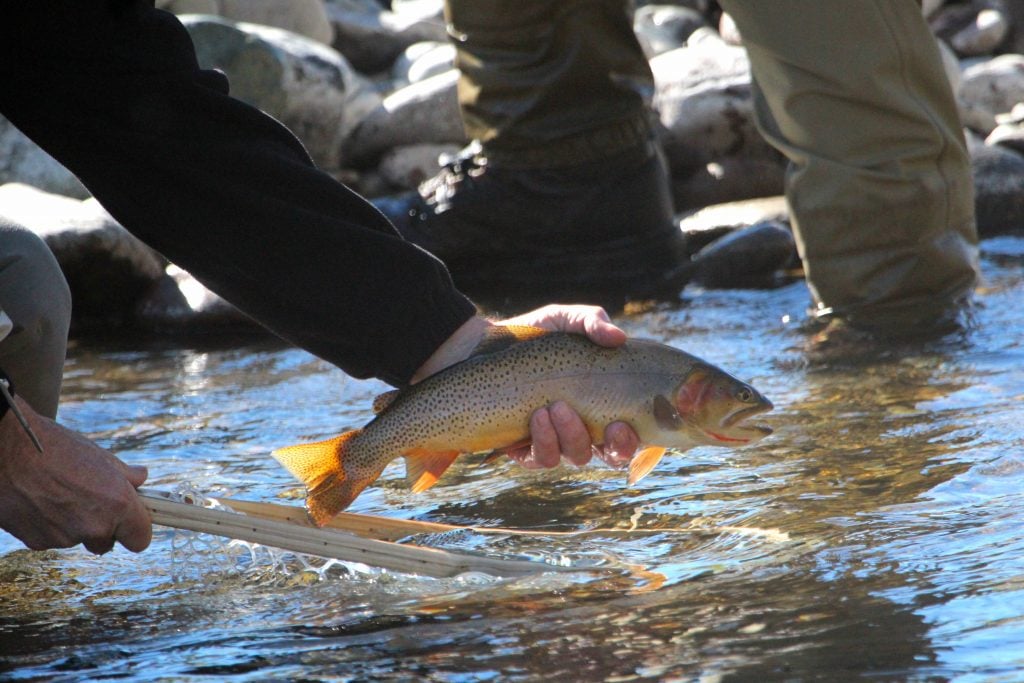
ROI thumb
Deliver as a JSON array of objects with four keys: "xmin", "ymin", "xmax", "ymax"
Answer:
[{"xmin": 125, "ymin": 464, "xmax": 149, "ymax": 489}]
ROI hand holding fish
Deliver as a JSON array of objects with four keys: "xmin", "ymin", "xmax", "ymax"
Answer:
[
  {"xmin": 411, "ymin": 304, "xmax": 639, "ymax": 472},
  {"xmin": 274, "ymin": 306, "xmax": 774, "ymax": 526}
]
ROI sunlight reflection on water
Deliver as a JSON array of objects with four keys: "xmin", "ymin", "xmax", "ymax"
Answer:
[{"xmin": 2, "ymin": 238, "xmax": 1024, "ymax": 680}]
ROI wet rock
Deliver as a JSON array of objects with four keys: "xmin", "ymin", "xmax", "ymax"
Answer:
[
  {"xmin": 0, "ymin": 184, "xmax": 164, "ymax": 325},
  {"xmin": 0, "ymin": 117, "xmax": 89, "ymax": 199},
  {"xmin": 718, "ymin": 11, "xmax": 742, "ymax": 46},
  {"xmin": 651, "ymin": 28, "xmax": 775, "ymax": 174},
  {"xmin": 344, "ymin": 69, "xmax": 465, "ymax": 167},
  {"xmin": 985, "ymin": 103, "xmax": 1024, "ymax": 154},
  {"xmin": 182, "ymin": 14, "xmax": 381, "ymax": 171},
  {"xmin": 634, "ymin": 5, "xmax": 708, "ymax": 58},
  {"xmin": 394, "ymin": 41, "xmax": 457, "ymax": 85},
  {"xmin": 931, "ymin": 0, "xmax": 1009, "ymax": 56},
  {"xmin": 690, "ymin": 221, "xmax": 798, "ymax": 289},
  {"xmin": 677, "ymin": 195, "xmax": 790, "ymax": 253},
  {"xmin": 958, "ymin": 53, "xmax": 1024, "ymax": 135},
  {"xmin": 671, "ymin": 156, "xmax": 786, "ymax": 212},
  {"xmin": 159, "ymin": 0, "xmax": 334, "ymax": 44},
  {"xmin": 376, "ymin": 143, "xmax": 460, "ymax": 191},
  {"xmin": 967, "ymin": 134, "xmax": 1024, "ymax": 236},
  {"xmin": 324, "ymin": 0, "xmax": 447, "ymax": 74},
  {"xmin": 136, "ymin": 265, "xmax": 263, "ymax": 335}
]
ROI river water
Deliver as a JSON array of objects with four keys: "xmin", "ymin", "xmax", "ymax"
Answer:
[{"xmin": 2, "ymin": 236, "xmax": 1023, "ymax": 681}]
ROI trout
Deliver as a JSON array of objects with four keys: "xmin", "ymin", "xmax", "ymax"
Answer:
[{"xmin": 273, "ymin": 327, "xmax": 773, "ymax": 526}]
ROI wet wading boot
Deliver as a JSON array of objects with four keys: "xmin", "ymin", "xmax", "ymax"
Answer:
[{"xmin": 373, "ymin": 0, "xmax": 689, "ymax": 306}]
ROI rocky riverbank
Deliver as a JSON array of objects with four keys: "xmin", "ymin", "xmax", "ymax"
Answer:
[{"xmin": 2, "ymin": 0, "xmax": 1023, "ymax": 336}]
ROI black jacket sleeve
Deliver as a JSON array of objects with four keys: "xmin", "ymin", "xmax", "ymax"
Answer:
[{"xmin": 0, "ymin": 1, "xmax": 477, "ymax": 387}]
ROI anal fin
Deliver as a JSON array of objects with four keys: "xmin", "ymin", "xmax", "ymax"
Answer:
[{"xmin": 404, "ymin": 449, "xmax": 461, "ymax": 493}]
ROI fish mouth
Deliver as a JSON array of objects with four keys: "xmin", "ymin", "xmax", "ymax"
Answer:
[{"xmin": 704, "ymin": 403, "xmax": 773, "ymax": 443}]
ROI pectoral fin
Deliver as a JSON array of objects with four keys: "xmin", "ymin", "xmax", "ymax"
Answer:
[
  {"xmin": 627, "ymin": 446, "xmax": 668, "ymax": 485},
  {"xmin": 404, "ymin": 449, "xmax": 461, "ymax": 493}
]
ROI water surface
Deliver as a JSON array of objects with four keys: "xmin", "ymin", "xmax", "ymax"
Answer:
[{"xmin": 2, "ymin": 237, "xmax": 1024, "ymax": 681}]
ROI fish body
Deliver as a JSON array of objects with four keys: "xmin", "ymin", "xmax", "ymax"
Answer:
[{"xmin": 274, "ymin": 329, "xmax": 772, "ymax": 526}]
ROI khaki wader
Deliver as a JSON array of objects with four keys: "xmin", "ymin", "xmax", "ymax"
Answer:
[
  {"xmin": 445, "ymin": 0, "xmax": 979, "ymax": 328},
  {"xmin": 0, "ymin": 222, "xmax": 71, "ymax": 418}
]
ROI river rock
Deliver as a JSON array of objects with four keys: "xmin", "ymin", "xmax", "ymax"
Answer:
[
  {"xmin": 690, "ymin": 221, "xmax": 798, "ymax": 289},
  {"xmin": 677, "ymin": 195, "xmax": 790, "ymax": 253},
  {"xmin": 0, "ymin": 118, "xmax": 89, "ymax": 199},
  {"xmin": 159, "ymin": 0, "xmax": 334, "ymax": 44},
  {"xmin": 958, "ymin": 53, "xmax": 1024, "ymax": 135},
  {"xmin": 0, "ymin": 183, "xmax": 165, "ymax": 325},
  {"xmin": 651, "ymin": 28, "xmax": 775, "ymax": 174},
  {"xmin": 181, "ymin": 14, "xmax": 381, "ymax": 171},
  {"xmin": 136, "ymin": 265, "xmax": 263, "ymax": 335},
  {"xmin": 671, "ymin": 156, "xmax": 786, "ymax": 212},
  {"xmin": 324, "ymin": 0, "xmax": 447, "ymax": 74},
  {"xmin": 634, "ymin": 5, "xmax": 708, "ymax": 58},
  {"xmin": 396, "ymin": 42, "xmax": 457, "ymax": 85},
  {"xmin": 718, "ymin": 11, "xmax": 742, "ymax": 46},
  {"xmin": 931, "ymin": 0, "xmax": 1009, "ymax": 56},
  {"xmin": 968, "ymin": 133, "xmax": 1024, "ymax": 236},
  {"xmin": 376, "ymin": 143, "xmax": 460, "ymax": 191},
  {"xmin": 343, "ymin": 69, "xmax": 465, "ymax": 167}
]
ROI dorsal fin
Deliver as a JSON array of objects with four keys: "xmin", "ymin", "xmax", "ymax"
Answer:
[
  {"xmin": 371, "ymin": 389, "xmax": 401, "ymax": 414},
  {"xmin": 470, "ymin": 325, "xmax": 549, "ymax": 358}
]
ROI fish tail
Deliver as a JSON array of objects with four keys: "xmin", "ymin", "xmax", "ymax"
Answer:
[{"xmin": 272, "ymin": 429, "xmax": 371, "ymax": 526}]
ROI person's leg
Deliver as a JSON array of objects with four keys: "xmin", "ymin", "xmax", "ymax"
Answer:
[
  {"xmin": 375, "ymin": 0, "xmax": 686, "ymax": 304},
  {"xmin": 0, "ymin": 222, "xmax": 71, "ymax": 419},
  {"xmin": 719, "ymin": 0, "xmax": 978, "ymax": 331}
]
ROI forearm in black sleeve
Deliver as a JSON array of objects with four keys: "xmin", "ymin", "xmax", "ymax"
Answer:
[{"xmin": 0, "ymin": 1, "xmax": 476, "ymax": 386}]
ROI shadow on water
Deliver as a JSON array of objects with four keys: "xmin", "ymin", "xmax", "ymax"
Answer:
[{"xmin": 2, "ymin": 236, "xmax": 1024, "ymax": 680}]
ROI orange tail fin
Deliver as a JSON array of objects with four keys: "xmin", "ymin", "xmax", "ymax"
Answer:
[{"xmin": 272, "ymin": 429, "xmax": 373, "ymax": 526}]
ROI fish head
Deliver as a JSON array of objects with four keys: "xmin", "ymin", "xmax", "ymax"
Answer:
[{"xmin": 660, "ymin": 365, "xmax": 773, "ymax": 447}]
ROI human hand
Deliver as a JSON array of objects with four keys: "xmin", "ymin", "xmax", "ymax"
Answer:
[
  {"xmin": 0, "ymin": 396, "xmax": 152, "ymax": 554},
  {"xmin": 411, "ymin": 304, "xmax": 640, "ymax": 470}
]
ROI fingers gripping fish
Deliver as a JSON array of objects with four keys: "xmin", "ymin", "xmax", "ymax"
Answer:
[{"xmin": 273, "ymin": 327, "xmax": 773, "ymax": 526}]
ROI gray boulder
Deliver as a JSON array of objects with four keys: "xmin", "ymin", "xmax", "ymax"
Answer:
[
  {"xmin": 958, "ymin": 53, "xmax": 1024, "ymax": 135},
  {"xmin": 671, "ymin": 156, "xmax": 786, "ymax": 211},
  {"xmin": 968, "ymin": 133, "xmax": 1024, "ymax": 236},
  {"xmin": 634, "ymin": 5, "xmax": 708, "ymax": 58},
  {"xmin": 677, "ymin": 195, "xmax": 790, "ymax": 253},
  {"xmin": 136, "ymin": 265, "xmax": 263, "ymax": 335},
  {"xmin": 0, "ymin": 118, "xmax": 89, "ymax": 199},
  {"xmin": 0, "ymin": 184, "xmax": 164, "ymax": 325},
  {"xmin": 158, "ymin": 0, "xmax": 334, "ymax": 44},
  {"xmin": 651, "ymin": 28, "xmax": 774, "ymax": 174},
  {"xmin": 690, "ymin": 221, "xmax": 798, "ymax": 289},
  {"xmin": 344, "ymin": 69, "xmax": 465, "ymax": 167},
  {"xmin": 182, "ymin": 14, "xmax": 381, "ymax": 171},
  {"xmin": 324, "ymin": 0, "xmax": 447, "ymax": 74}
]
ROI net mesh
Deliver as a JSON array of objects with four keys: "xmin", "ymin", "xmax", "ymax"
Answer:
[{"xmin": 163, "ymin": 485, "xmax": 383, "ymax": 584}]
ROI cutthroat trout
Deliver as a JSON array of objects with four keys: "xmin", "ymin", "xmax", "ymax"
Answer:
[{"xmin": 273, "ymin": 327, "xmax": 773, "ymax": 526}]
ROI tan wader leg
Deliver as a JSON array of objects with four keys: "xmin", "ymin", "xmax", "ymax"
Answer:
[
  {"xmin": 718, "ymin": 0, "xmax": 978, "ymax": 330},
  {"xmin": 0, "ymin": 221, "xmax": 71, "ymax": 418},
  {"xmin": 444, "ymin": 0, "xmax": 655, "ymax": 165}
]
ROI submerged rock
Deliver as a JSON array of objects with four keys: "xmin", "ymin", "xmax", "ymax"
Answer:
[{"xmin": 690, "ymin": 221, "xmax": 798, "ymax": 289}]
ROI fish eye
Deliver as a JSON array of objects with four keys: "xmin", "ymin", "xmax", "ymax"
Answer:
[{"xmin": 736, "ymin": 386, "xmax": 754, "ymax": 402}]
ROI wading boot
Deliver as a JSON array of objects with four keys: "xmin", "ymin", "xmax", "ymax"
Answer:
[
  {"xmin": 373, "ymin": 137, "xmax": 688, "ymax": 305},
  {"xmin": 372, "ymin": 0, "xmax": 689, "ymax": 305}
]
